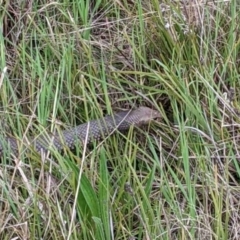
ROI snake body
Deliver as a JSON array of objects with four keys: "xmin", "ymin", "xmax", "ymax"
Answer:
[{"xmin": 0, "ymin": 107, "xmax": 160, "ymax": 157}]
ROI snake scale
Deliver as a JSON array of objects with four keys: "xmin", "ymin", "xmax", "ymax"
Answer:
[{"xmin": 0, "ymin": 107, "xmax": 160, "ymax": 157}]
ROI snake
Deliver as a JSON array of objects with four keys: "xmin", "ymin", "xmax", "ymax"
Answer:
[{"xmin": 0, "ymin": 106, "xmax": 160, "ymax": 157}]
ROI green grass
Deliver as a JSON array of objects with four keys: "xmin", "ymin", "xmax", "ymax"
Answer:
[{"xmin": 0, "ymin": 0, "xmax": 240, "ymax": 239}]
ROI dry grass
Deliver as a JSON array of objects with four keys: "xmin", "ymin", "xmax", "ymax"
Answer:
[{"xmin": 1, "ymin": 0, "xmax": 240, "ymax": 239}]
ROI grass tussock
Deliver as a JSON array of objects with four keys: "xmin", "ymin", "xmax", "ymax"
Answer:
[{"xmin": 1, "ymin": 0, "xmax": 240, "ymax": 239}]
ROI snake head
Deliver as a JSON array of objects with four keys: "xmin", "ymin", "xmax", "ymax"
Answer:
[{"xmin": 130, "ymin": 106, "xmax": 161, "ymax": 126}]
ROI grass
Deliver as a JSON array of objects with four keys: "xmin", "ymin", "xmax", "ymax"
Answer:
[{"xmin": 0, "ymin": 0, "xmax": 240, "ymax": 239}]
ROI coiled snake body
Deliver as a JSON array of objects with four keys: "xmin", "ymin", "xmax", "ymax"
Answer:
[{"xmin": 0, "ymin": 107, "xmax": 160, "ymax": 157}]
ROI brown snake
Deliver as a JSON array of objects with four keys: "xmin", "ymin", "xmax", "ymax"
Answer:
[{"xmin": 0, "ymin": 107, "xmax": 160, "ymax": 157}]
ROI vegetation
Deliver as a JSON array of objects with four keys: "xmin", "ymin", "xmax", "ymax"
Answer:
[{"xmin": 0, "ymin": 0, "xmax": 240, "ymax": 239}]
